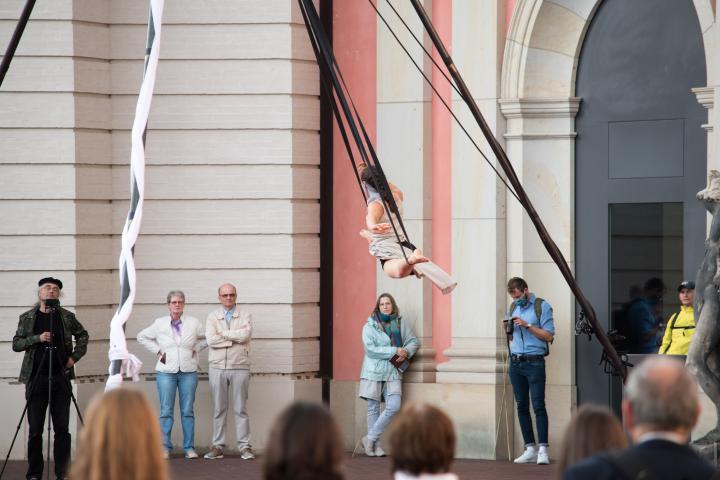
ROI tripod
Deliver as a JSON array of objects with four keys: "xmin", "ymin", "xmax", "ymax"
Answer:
[{"xmin": 1, "ymin": 305, "xmax": 84, "ymax": 480}]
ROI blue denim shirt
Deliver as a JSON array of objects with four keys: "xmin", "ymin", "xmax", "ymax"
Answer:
[{"xmin": 509, "ymin": 294, "xmax": 554, "ymax": 356}]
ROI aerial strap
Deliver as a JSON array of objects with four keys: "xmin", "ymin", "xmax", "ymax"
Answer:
[
  {"xmin": 106, "ymin": 0, "xmax": 165, "ymax": 390},
  {"xmin": 298, "ymin": 0, "xmax": 417, "ymax": 262},
  {"xmin": 0, "ymin": 0, "xmax": 37, "ymax": 88}
]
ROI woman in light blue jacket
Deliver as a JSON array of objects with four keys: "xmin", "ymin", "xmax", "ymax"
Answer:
[{"xmin": 359, "ymin": 293, "xmax": 419, "ymax": 457}]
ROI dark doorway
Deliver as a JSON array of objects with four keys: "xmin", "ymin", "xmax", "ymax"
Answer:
[{"xmin": 575, "ymin": 0, "xmax": 707, "ymax": 406}]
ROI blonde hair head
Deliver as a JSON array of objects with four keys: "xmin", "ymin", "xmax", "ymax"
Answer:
[{"xmin": 70, "ymin": 388, "xmax": 168, "ymax": 480}]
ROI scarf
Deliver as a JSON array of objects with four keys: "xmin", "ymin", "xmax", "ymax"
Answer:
[{"xmin": 377, "ymin": 312, "xmax": 403, "ymax": 347}]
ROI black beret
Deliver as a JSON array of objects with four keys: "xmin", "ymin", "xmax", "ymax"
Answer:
[{"xmin": 38, "ymin": 277, "xmax": 63, "ymax": 290}]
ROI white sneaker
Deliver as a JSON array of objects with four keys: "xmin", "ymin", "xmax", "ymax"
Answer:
[
  {"xmin": 361, "ymin": 436, "xmax": 376, "ymax": 457},
  {"xmin": 537, "ymin": 451, "xmax": 549, "ymax": 465},
  {"xmin": 184, "ymin": 449, "xmax": 199, "ymax": 459},
  {"xmin": 239, "ymin": 447, "xmax": 256, "ymax": 460},
  {"xmin": 374, "ymin": 444, "xmax": 386, "ymax": 457},
  {"xmin": 513, "ymin": 447, "xmax": 538, "ymax": 464}
]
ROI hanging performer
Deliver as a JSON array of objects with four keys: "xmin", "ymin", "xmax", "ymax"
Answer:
[{"xmin": 360, "ymin": 166, "xmax": 457, "ymax": 295}]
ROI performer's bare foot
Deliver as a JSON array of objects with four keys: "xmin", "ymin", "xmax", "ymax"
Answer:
[{"xmin": 407, "ymin": 249, "xmax": 429, "ymax": 265}]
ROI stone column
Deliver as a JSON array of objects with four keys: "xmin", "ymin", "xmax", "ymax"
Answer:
[
  {"xmin": 431, "ymin": 0, "xmax": 514, "ymax": 460},
  {"xmin": 376, "ymin": 0, "xmax": 436, "ymax": 382},
  {"xmin": 437, "ymin": 0, "xmax": 506, "ymax": 385},
  {"xmin": 499, "ymin": 96, "xmax": 580, "ymax": 453}
]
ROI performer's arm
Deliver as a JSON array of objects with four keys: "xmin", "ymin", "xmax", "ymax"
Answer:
[{"xmin": 366, "ymin": 202, "xmax": 391, "ymax": 234}]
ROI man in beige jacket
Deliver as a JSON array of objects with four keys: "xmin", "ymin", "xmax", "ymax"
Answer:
[{"xmin": 203, "ymin": 283, "xmax": 254, "ymax": 460}]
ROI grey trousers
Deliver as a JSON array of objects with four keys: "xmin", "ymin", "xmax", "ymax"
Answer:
[{"xmin": 208, "ymin": 367, "xmax": 251, "ymax": 449}]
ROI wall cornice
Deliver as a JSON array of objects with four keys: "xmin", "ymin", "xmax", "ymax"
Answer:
[{"xmin": 498, "ymin": 97, "xmax": 581, "ymax": 118}]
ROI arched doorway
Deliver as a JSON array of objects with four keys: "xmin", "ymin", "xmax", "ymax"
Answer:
[{"xmin": 575, "ymin": 0, "xmax": 707, "ymax": 406}]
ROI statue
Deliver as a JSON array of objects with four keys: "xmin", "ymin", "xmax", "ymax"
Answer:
[{"xmin": 687, "ymin": 170, "xmax": 720, "ymax": 445}]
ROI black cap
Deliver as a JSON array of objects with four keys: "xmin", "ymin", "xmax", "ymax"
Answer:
[
  {"xmin": 678, "ymin": 281, "xmax": 695, "ymax": 292},
  {"xmin": 38, "ymin": 277, "xmax": 63, "ymax": 290}
]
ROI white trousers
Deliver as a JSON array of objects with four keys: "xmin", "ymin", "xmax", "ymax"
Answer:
[{"xmin": 208, "ymin": 367, "xmax": 251, "ymax": 449}]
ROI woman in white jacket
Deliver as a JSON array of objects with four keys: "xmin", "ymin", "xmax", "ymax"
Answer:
[{"xmin": 137, "ymin": 290, "xmax": 207, "ymax": 459}]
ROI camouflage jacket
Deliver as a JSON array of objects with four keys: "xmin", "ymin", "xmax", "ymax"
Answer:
[{"xmin": 12, "ymin": 306, "xmax": 89, "ymax": 384}]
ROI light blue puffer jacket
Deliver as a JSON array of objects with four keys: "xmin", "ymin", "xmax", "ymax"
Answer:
[{"xmin": 359, "ymin": 315, "xmax": 419, "ymax": 381}]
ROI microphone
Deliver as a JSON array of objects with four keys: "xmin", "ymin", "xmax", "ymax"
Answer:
[{"xmin": 44, "ymin": 298, "xmax": 60, "ymax": 310}]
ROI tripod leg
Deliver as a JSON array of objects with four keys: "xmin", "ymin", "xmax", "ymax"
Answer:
[
  {"xmin": 49, "ymin": 347, "xmax": 84, "ymax": 426},
  {"xmin": 46, "ymin": 350, "xmax": 52, "ymax": 480},
  {"xmin": 0, "ymin": 349, "xmax": 49, "ymax": 480}
]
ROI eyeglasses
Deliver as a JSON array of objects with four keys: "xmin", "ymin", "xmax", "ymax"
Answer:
[
  {"xmin": 220, "ymin": 294, "xmax": 236, "ymax": 298},
  {"xmin": 169, "ymin": 301, "xmax": 184, "ymax": 305}
]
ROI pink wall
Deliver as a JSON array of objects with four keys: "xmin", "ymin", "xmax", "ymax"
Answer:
[
  {"xmin": 431, "ymin": 0, "xmax": 453, "ymax": 363},
  {"xmin": 505, "ymin": 0, "xmax": 516, "ymax": 35},
  {"xmin": 331, "ymin": 0, "xmax": 377, "ymax": 381}
]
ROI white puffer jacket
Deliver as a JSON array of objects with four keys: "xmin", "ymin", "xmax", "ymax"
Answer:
[{"xmin": 137, "ymin": 315, "xmax": 207, "ymax": 373}]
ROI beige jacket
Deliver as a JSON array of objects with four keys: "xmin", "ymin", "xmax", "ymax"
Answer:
[{"xmin": 206, "ymin": 305, "xmax": 252, "ymax": 370}]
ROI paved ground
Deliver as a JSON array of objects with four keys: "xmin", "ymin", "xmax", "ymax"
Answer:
[{"xmin": 1, "ymin": 455, "xmax": 557, "ymax": 479}]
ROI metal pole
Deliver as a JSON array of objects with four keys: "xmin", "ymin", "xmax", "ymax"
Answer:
[
  {"xmin": 110, "ymin": 5, "xmax": 155, "ymax": 377},
  {"xmin": 408, "ymin": 0, "xmax": 627, "ymax": 380},
  {"xmin": 0, "ymin": 0, "xmax": 37, "ymax": 88}
]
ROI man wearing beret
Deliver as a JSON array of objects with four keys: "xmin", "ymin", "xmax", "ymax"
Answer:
[{"xmin": 12, "ymin": 277, "xmax": 89, "ymax": 480}]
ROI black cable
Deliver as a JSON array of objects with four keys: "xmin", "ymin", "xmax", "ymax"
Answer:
[
  {"xmin": 369, "ymin": 0, "xmax": 521, "ymax": 203},
  {"xmin": 0, "ymin": 0, "xmax": 37, "ymax": 88}
]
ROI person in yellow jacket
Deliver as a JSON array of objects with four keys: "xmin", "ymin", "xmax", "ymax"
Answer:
[{"xmin": 659, "ymin": 281, "xmax": 695, "ymax": 355}]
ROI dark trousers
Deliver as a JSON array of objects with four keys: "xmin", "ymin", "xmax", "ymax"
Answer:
[
  {"xmin": 26, "ymin": 373, "xmax": 71, "ymax": 479},
  {"xmin": 509, "ymin": 359, "xmax": 548, "ymax": 446}
]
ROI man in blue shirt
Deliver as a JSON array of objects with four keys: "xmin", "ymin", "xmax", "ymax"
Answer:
[{"xmin": 504, "ymin": 277, "xmax": 555, "ymax": 465}]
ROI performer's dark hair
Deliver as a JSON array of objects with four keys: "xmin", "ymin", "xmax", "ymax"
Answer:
[
  {"xmin": 361, "ymin": 165, "xmax": 392, "ymax": 203},
  {"xmin": 263, "ymin": 401, "xmax": 344, "ymax": 480}
]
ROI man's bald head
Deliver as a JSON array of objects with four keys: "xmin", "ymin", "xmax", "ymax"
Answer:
[{"xmin": 624, "ymin": 357, "xmax": 699, "ymax": 432}]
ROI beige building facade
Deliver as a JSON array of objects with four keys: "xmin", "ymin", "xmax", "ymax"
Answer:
[{"xmin": 0, "ymin": 0, "xmax": 718, "ymax": 461}]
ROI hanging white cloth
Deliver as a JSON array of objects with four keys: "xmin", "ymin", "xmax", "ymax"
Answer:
[{"xmin": 106, "ymin": 0, "xmax": 165, "ymax": 391}]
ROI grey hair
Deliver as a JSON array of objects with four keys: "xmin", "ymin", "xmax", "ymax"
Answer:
[
  {"xmin": 36, "ymin": 287, "xmax": 64, "ymax": 299},
  {"xmin": 625, "ymin": 357, "xmax": 698, "ymax": 431},
  {"xmin": 166, "ymin": 290, "xmax": 186, "ymax": 304}
]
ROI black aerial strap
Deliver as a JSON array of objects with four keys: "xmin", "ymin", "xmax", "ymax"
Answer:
[
  {"xmin": 0, "ymin": 0, "xmax": 37, "ymax": 88},
  {"xmin": 298, "ymin": 0, "xmax": 417, "ymax": 261}
]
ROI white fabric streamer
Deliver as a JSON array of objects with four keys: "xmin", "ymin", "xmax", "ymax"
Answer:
[{"xmin": 106, "ymin": 0, "xmax": 165, "ymax": 392}]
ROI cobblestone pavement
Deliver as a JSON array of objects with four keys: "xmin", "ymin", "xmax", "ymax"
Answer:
[{"xmin": 3, "ymin": 455, "xmax": 556, "ymax": 479}]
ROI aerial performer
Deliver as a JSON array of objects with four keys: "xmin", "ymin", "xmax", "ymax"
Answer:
[{"xmin": 360, "ymin": 165, "xmax": 457, "ymax": 295}]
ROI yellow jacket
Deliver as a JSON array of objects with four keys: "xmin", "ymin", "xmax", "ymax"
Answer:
[{"xmin": 658, "ymin": 306, "xmax": 695, "ymax": 355}]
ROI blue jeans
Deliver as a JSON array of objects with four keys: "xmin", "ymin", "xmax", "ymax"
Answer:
[
  {"xmin": 509, "ymin": 359, "xmax": 548, "ymax": 446},
  {"xmin": 367, "ymin": 382, "xmax": 402, "ymax": 442},
  {"xmin": 156, "ymin": 371, "xmax": 198, "ymax": 452}
]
